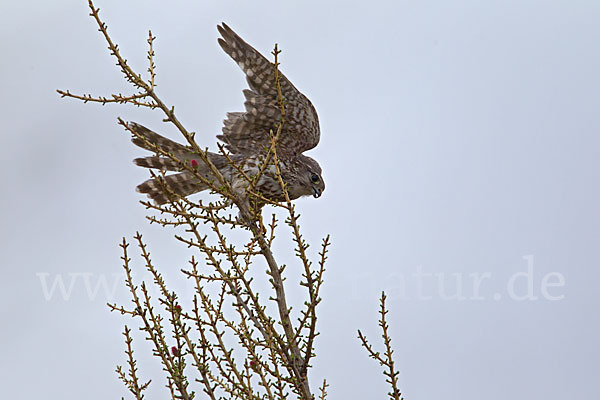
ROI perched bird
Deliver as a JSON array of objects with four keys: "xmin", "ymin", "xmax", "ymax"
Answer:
[{"xmin": 130, "ymin": 23, "xmax": 324, "ymax": 207}]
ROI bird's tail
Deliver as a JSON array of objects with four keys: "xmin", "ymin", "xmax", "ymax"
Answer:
[
  {"xmin": 129, "ymin": 122, "xmax": 194, "ymax": 172},
  {"xmin": 128, "ymin": 122, "xmax": 218, "ymax": 204},
  {"xmin": 136, "ymin": 171, "xmax": 209, "ymax": 205}
]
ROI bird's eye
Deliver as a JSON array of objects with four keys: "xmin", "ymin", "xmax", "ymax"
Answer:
[{"xmin": 311, "ymin": 174, "xmax": 320, "ymax": 183}]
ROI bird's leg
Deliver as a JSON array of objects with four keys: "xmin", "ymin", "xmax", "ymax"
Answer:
[
  {"xmin": 231, "ymin": 175, "xmax": 251, "ymax": 222},
  {"xmin": 249, "ymin": 196, "xmax": 267, "ymax": 235},
  {"xmin": 231, "ymin": 176, "xmax": 266, "ymax": 235},
  {"xmin": 257, "ymin": 209, "xmax": 267, "ymax": 235},
  {"xmin": 234, "ymin": 206, "xmax": 266, "ymax": 235}
]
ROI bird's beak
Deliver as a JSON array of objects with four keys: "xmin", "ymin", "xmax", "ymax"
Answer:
[{"xmin": 312, "ymin": 187, "xmax": 322, "ymax": 198}]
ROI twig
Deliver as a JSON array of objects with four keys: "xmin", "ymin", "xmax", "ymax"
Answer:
[{"xmin": 358, "ymin": 292, "xmax": 403, "ymax": 400}]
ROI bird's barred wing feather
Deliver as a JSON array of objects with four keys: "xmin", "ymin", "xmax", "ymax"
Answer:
[{"xmin": 216, "ymin": 23, "xmax": 320, "ymax": 157}]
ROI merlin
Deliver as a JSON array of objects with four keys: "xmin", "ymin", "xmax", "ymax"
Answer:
[{"xmin": 130, "ymin": 23, "xmax": 324, "ymax": 207}]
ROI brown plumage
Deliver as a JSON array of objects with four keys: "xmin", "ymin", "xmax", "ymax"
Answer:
[{"xmin": 131, "ymin": 23, "xmax": 325, "ymax": 205}]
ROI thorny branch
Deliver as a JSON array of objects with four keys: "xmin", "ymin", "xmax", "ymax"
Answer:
[
  {"xmin": 59, "ymin": 1, "xmax": 404, "ymax": 399},
  {"xmin": 358, "ymin": 292, "xmax": 403, "ymax": 400},
  {"xmin": 59, "ymin": 1, "xmax": 334, "ymax": 399}
]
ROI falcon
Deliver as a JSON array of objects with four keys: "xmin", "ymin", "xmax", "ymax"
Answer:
[{"xmin": 130, "ymin": 23, "xmax": 325, "ymax": 207}]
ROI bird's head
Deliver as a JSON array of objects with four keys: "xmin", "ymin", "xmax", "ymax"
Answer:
[{"xmin": 288, "ymin": 155, "xmax": 325, "ymax": 200}]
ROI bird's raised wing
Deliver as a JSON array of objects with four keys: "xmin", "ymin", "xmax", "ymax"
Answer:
[{"xmin": 216, "ymin": 23, "xmax": 320, "ymax": 157}]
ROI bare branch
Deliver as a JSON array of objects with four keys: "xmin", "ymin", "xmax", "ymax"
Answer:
[{"xmin": 358, "ymin": 292, "xmax": 403, "ymax": 400}]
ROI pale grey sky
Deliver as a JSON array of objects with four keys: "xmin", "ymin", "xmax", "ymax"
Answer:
[{"xmin": 1, "ymin": 0, "xmax": 599, "ymax": 399}]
